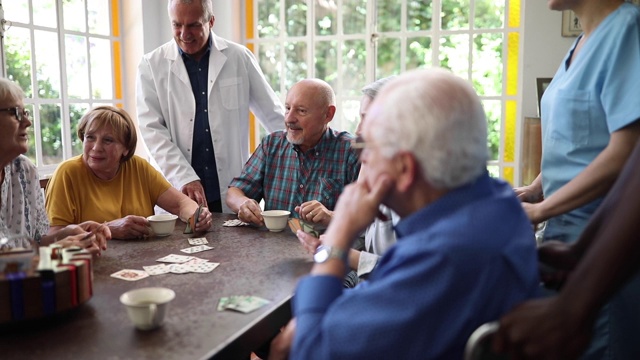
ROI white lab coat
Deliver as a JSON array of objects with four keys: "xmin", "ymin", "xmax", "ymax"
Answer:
[{"xmin": 136, "ymin": 32, "xmax": 285, "ymax": 213}]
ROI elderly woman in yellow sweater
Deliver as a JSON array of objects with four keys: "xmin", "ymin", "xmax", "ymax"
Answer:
[{"xmin": 46, "ymin": 106, "xmax": 212, "ymax": 239}]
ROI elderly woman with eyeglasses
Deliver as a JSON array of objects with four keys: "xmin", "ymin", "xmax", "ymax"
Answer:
[
  {"xmin": 45, "ymin": 105, "xmax": 213, "ymax": 239},
  {"xmin": 0, "ymin": 78, "xmax": 110, "ymax": 254}
]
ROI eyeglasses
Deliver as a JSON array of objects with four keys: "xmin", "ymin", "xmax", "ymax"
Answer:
[{"xmin": 0, "ymin": 107, "xmax": 30, "ymax": 122}]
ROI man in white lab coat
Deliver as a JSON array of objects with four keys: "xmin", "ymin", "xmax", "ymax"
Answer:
[{"xmin": 136, "ymin": 0, "xmax": 284, "ymax": 213}]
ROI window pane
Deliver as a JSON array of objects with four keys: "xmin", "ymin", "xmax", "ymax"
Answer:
[
  {"xmin": 487, "ymin": 165, "xmax": 499, "ymax": 178},
  {"xmin": 315, "ymin": 41, "xmax": 338, "ymax": 91},
  {"xmin": 343, "ymin": 0, "xmax": 366, "ymax": 35},
  {"xmin": 407, "ymin": 36, "xmax": 432, "ymax": 70},
  {"xmin": 472, "ymin": 33, "xmax": 503, "ymax": 96},
  {"xmin": 377, "ymin": 0, "xmax": 401, "ymax": 32},
  {"xmin": 258, "ymin": 0, "xmax": 280, "ymax": 38},
  {"xmin": 341, "ymin": 99, "xmax": 360, "ymax": 135},
  {"xmin": 315, "ymin": 1, "xmax": 337, "ymax": 36},
  {"xmin": 258, "ymin": 43, "xmax": 283, "ymax": 98},
  {"xmin": 441, "ymin": 0, "xmax": 470, "ymax": 30},
  {"xmin": 377, "ymin": 37, "xmax": 401, "ymax": 79},
  {"xmin": 65, "ymin": 35, "xmax": 90, "ymax": 99},
  {"xmin": 64, "ymin": 0, "xmax": 87, "ymax": 32},
  {"xmin": 342, "ymin": 39, "xmax": 366, "ymax": 97},
  {"xmin": 70, "ymin": 103, "xmax": 90, "ymax": 156},
  {"xmin": 32, "ymin": 0, "xmax": 58, "ymax": 28},
  {"xmin": 285, "ymin": 0, "xmax": 306, "ymax": 37},
  {"xmin": 408, "ymin": 0, "xmax": 432, "ymax": 31},
  {"xmin": 5, "ymin": 27, "xmax": 34, "ymax": 98},
  {"xmin": 439, "ymin": 34, "xmax": 469, "ymax": 79},
  {"xmin": 40, "ymin": 104, "xmax": 63, "ymax": 165},
  {"xmin": 483, "ymin": 100, "xmax": 501, "ymax": 161},
  {"xmin": 4, "ymin": 0, "xmax": 30, "ymax": 24},
  {"xmin": 285, "ymin": 41, "xmax": 307, "ymax": 90},
  {"xmin": 475, "ymin": 0, "xmax": 505, "ymax": 29},
  {"xmin": 90, "ymin": 37, "xmax": 113, "ymax": 99},
  {"xmin": 34, "ymin": 30, "xmax": 62, "ymax": 99},
  {"xmin": 87, "ymin": 0, "xmax": 110, "ymax": 35}
]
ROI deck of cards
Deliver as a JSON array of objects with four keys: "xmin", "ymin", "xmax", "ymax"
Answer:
[{"xmin": 217, "ymin": 295, "xmax": 270, "ymax": 313}]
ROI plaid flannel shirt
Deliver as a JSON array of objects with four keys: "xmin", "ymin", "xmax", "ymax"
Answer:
[{"xmin": 228, "ymin": 128, "xmax": 360, "ymax": 214}]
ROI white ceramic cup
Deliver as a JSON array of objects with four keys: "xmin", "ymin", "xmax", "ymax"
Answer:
[
  {"xmin": 146, "ymin": 214, "xmax": 178, "ymax": 237},
  {"xmin": 120, "ymin": 287, "xmax": 175, "ymax": 330},
  {"xmin": 261, "ymin": 210, "xmax": 291, "ymax": 232}
]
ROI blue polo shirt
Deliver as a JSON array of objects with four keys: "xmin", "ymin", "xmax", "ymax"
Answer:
[{"xmin": 179, "ymin": 37, "xmax": 221, "ymax": 203}]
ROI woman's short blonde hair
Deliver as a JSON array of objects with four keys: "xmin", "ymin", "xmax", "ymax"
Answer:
[{"xmin": 77, "ymin": 106, "xmax": 137, "ymax": 162}]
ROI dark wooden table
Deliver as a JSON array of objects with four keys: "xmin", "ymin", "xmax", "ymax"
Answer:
[{"xmin": 0, "ymin": 213, "xmax": 312, "ymax": 359}]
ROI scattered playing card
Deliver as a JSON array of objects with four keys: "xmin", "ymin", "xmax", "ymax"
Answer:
[
  {"xmin": 156, "ymin": 254, "xmax": 194, "ymax": 263},
  {"xmin": 143, "ymin": 264, "xmax": 170, "ymax": 276},
  {"xmin": 188, "ymin": 237, "xmax": 208, "ymax": 245},
  {"xmin": 183, "ymin": 258, "xmax": 209, "ymax": 266},
  {"xmin": 110, "ymin": 269, "xmax": 149, "ymax": 281},
  {"xmin": 180, "ymin": 244, "xmax": 214, "ymax": 254},
  {"xmin": 223, "ymin": 219, "xmax": 250, "ymax": 227},
  {"xmin": 218, "ymin": 295, "xmax": 270, "ymax": 313},
  {"xmin": 187, "ymin": 262, "xmax": 220, "ymax": 273},
  {"xmin": 168, "ymin": 263, "xmax": 191, "ymax": 274}
]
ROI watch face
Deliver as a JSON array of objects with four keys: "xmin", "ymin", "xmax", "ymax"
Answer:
[{"xmin": 314, "ymin": 247, "xmax": 330, "ymax": 263}]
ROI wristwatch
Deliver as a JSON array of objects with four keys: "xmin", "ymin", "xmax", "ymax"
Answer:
[{"xmin": 313, "ymin": 245, "xmax": 348, "ymax": 264}]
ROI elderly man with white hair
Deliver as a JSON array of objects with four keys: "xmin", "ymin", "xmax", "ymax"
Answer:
[{"xmin": 268, "ymin": 68, "xmax": 541, "ymax": 359}]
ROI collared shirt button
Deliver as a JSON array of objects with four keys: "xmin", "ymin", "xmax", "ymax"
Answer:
[
  {"xmin": 206, "ymin": 129, "xmax": 209, "ymax": 132},
  {"xmin": 204, "ymin": 109, "xmax": 208, "ymax": 112},
  {"xmin": 190, "ymin": 119, "xmax": 193, "ymax": 121},
  {"xmin": 299, "ymin": 184, "xmax": 304, "ymax": 189},
  {"xmin": 202, "ymin": 91, "xmax": 205, "ymax": 95},
  {"xmin": 315, "ymin": 152, "xmax": 319, "ymax": 156},
  {"xmin": 206, "ymin": 148, "xmax": 210, "ymax": 151}
]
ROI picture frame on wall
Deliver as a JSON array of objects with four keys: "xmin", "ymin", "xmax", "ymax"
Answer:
[
  {"xmin": 561, "ymin": 11, "xmax": 582, "ymax": 37},
  {"xmin": 563, "ymin": 1, "xmax": 640, "ymax": 37},
  {"xmin": 536, "ymin": 78, "xmax": 553, "ymax": 117}
]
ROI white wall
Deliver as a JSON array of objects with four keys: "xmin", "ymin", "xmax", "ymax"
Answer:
[{"xmin": 521, "ymin": 0, "xmax": 576, "ymax": 118}]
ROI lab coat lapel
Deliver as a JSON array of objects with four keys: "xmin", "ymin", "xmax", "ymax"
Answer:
[{"xmin": 208, "ymin": 33, "xmax": 228, "ymax": 95}]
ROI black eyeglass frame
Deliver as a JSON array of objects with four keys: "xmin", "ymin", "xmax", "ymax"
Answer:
[{"xmin": 0, "ymin": 107, "xmax": 30, "ymax": 122}]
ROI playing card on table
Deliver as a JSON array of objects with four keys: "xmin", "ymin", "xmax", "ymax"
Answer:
[
  {"xmin": 223, "ymin": 219, "xmax": 250, "ymax": 227},
  {"xmin": 110, "ymin": 269, "xmax": 149, "ymax": 281},
  {"xmin": 183, "ymin": 257, "xmax": 209, "ymax": 266},
  {"xmin": 156, "ymin": 254, "xmax": 193, "ymax": 263},
  {"xmin": 188, "ymin": 237, "xmax": 208, "ymax": 245},
  {"xmin": 187, "ymin": 261, "xmax": 220, "ymax": 273},
  {"xmin": 219, "ymin": 295, "xmax": 270, "ymax": 313},
  {"xmin": 168, "ymin": 263, "xmax": 191, "ymax": 274},
  {"xmin": 143, "ymin": 264, "xmax": 170, "ymax": 276},
  {"xmin": 180, "ymin": 244, "xmax": 214, "ymax": 254}
]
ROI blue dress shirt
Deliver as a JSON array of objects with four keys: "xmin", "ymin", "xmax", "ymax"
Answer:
[{"xmin": 292, "ymin": 173, "xmax": 540, "ymax": 359}]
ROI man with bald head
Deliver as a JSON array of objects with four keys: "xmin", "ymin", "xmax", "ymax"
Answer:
[
  {"xmin": 226, "ymin": 79, "xmax": 360, "ymax": 227},
  {"xmin": 268, "ymin": 68, "xmax": 540, "ymax": 359}
]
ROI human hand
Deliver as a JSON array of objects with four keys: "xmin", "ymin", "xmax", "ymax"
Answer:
[
  {"xmin": 194, "ymin": 207, "xmax": 213, "ymax": 232},
  {"xmin": 269, "ymin": 319, "xmax": 297, "ymax": 360},
  {"xmin": 107, "ymin": 215, "xmax": 151, "ymax": 239},
  {"xmin": 77, "ymin": 221, "xmax": 111, "ymax": 251},
  {"xmin": 57, "ymin": 231, "xmax": 103, "ymax": 256},
  {"xmin": 181, "ymin": 180, "xmax": 208, "ymax": 207},
  {"xmin": 237, "ymin": 199, "xmax": 264, "ymax": 226},
  {"xmin": 295, "ymin": 200, "xmax": 333, "ymax": 226},
  {"xmin": 514, "ymin": 184, "xmax": 543, "ymax": 203},
  {"xmin": 297, "ymin": 231, "xmax": 323, "ymax": 255},
  {"xmin": 325, "ymin": 175, "xmax": 393, "ymax": 245},
  {"xmin": 493, "ymin": 297, "xmax": 592, "ymax": 360}
]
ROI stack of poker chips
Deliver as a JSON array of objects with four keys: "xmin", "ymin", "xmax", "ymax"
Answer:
[{"xmin": 0, "ymin": 244, "xmax": 93, "ymax": 324}]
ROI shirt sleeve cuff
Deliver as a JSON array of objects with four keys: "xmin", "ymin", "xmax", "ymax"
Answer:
[{"xmin": 357, "ymin": 251, "xmax": 381, "ymax": 278}]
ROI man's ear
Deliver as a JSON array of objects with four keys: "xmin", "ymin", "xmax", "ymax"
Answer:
[
  {"xmin": 394, "ymin": 152, "xmax": 418, "ymax": 193},
  {"xmin": 325, "ymin": 105, "xmax": 337, "ymax": 123}
]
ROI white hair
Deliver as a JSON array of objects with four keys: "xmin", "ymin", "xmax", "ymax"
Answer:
[
  {"xmin": 168, "ymin": 0, "xmax": 214, "ymax": 22},
  {"xmin": 369, "ymin": 68, "xmax": 488, "ymax": 189},
  {"xmin": 0, "ymin": 78, "xmax": 25, "ymax": 105}
]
